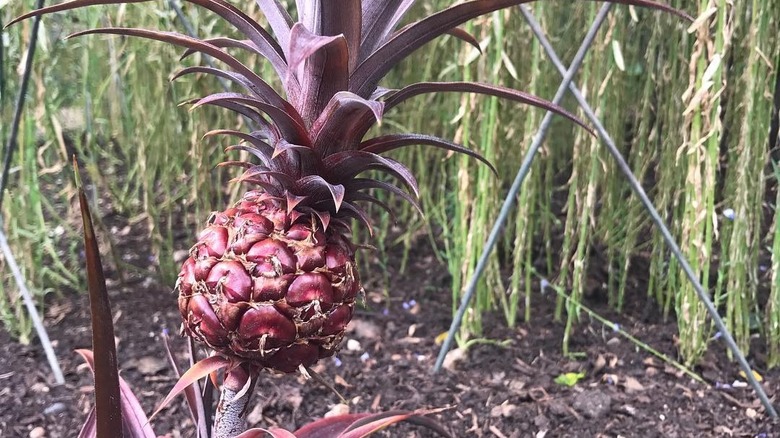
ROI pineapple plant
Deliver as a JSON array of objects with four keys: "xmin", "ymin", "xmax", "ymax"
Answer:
[{"xmin": 10, "ymin": 0, "xmax": 689, "ymax": 436}]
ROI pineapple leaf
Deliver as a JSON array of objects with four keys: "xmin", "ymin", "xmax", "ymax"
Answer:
[
  {"xmin": 323, "ymin": 151, "xmax": 419, "ymax": 198},
  {"xmin": 359, "ymin": 134, "xmax": 497, "ymax": 175},
  {"xmin": 337, "ymin": 201, "xmax": 374, "ymax": 236},
  {"xmin": 319, "ymin": 0, "xmax": 362, "ymax": 71},
  {"xmin": 6, "ymin": 0, "xmax": 287, "ymax": 71},
  {"xmin": 192, "ymin": 92, "xmax": 309, "ymax": 145},
  {"xmin": 384, "ymin": 81, "xmax": 593, "ymax": 134},
  {"xmin": 295, "ymin": 175, "xmax": 346, "ymax": 212},
  {"xmin": 346, "ymin": 178, "xmax": 424, "ymax": 217},
  {"xmin": 445, "ymin": 27, "xmax": 482, "ymax": 53},
  {"xmin": 66, "ymin": 27, "xmax": 289, "ymax": 109},
  {"xmin": 76, "ymin": 350, "xmax": 157, "ymax": 438},
  {"xmin": 150, "ymin": 355, "xmax": 231, "ymax": 422},
  {"xmin": 359, "ymin": 0, "xmax": 416, "ymax": 60},
  {"xmin": 289, "ymin": 23, "xmax": 350, "ymax": 124},
  {"xmin": 340, "ymin": 409, "xmax": 451, "ymax": 438},
  {"xmin": 313, "ymin": 92, "xmax": 385, "ymax": 156},
  {"xmin": 352, "ymin": 0, "xmax": 692, "ymax": 96},
  {"xmin": 171, "ymin": 66, "xmax": 272, "ymax": 100},
  {"xmin": 235, "ymin": 427, "xmax": 297, "ymax": 438},
  {"xmin": 76, "ymin": 165, "xmax": 123, "ymax": 437},
  {"xmin": 254, "ymin": 0, "xmax": 294, "ymax": 57},
  {"xmin": 348, "ymin": 192, "xmax": 397, "ymax": 223}
]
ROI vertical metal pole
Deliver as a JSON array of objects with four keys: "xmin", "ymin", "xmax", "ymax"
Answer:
[
  {"xmin": 433, "ymin": 3, "xmax": 614, "ymax": 373},
  {"xmin": 0, "ymin": 0, "xmax": 46, "ymax": 210},
  {"xmin": 518, "ymin": 5, "xmax": 777, "ymax": 418}
]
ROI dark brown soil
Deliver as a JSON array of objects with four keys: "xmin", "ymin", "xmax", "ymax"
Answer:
[{"xmin": 1, "ymin": 227, "xmax": 780, "ymax": 437}]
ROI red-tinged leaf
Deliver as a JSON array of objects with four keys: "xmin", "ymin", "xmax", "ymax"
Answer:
[
  {"xmin": 161, "ymin": 332, "xmax": 207, "ymax": 438},
  {"xmin": 236, "ymin": 427, "xmax": 297, "ymax": 438},
  {"xmin": 445, "ymin": 27, "xmax": 481, "ymax": 53},
  {"xmin": 225, "ymin": 144, "xmax": 272, "ymax": 168},
  {"xmin": 273, "ymin": 138, "xmax": 317, "ymax": 159},
  {"xmin": 255, "ymin": 0, "xmax": 294, "ymax": 57},
  {"xmin": 384, "ymin": 81, "xmax": 592, "ymax": 134},
  {"xmin": 319, "ymin": 0, "xmax": 362, "ymax": 71},
  {"xmin": 289, "ymin": 23, "xmax": 350, "ymax": 124},
  {"xmin": 205, "ymin": 129, "xmax": 276, "ymax": 157},
  {"xmin": 171, "ymin": 66, "xmax": 275, "ymax": 101},
  {"xmin": 66, "ymin": 28, "xmax": 290, "ymax": 110},
  {"xmin": 76, "ymin": 163, "xmax": 123, "ymax": 438},
  {"xmin": 76, "ymin": 350, "xmax": 157, "ymax": 438},
  {"xmin": 150, "ymin": 355, "xmax": 231, "ymax": 421},
  {"xmin": 295, "ymin": 175, "xmax": 346, "ymax": 211},
  {"xmin": 352, "ymin": 0, "xmax": 691, "ymax": 96},
  {"xmin": 345, "ymin": 178, "xmax": 423, "ymax": 217},
  {"xmin": 185, "ymin": 97, "xmax": 272, "ymax": 130},
  {"xmin": 312, "ymin": 92, "xmax": 384, "ymax": 156},
  {"xmin": 341, "ymin": 409, "xmax": 451, "ymax": 438},
  {"xmin": 348, "ymin": 192, "xmax": 396, "ymax": 223},
  {"xmin": 293, "ymin": 414, "xmax": 371, "ymax": 438},
  {"xmin": 359, "ymin": 0, "xmax": 415, "ymax": 61},
  {"xmin": 335, "ymin": 201, "xmax": 373, "ymax": 236},
  {"xmin": 6, "ymin": 0, "xmax": 287, "ymax": 62},
  {"xmin": 359, "ymin": 133, "xmax": 496, "ymax": 175},
  {"xmin": 77, "ymin": 407, "xmax": 96, "ymax": 438},
  {"xmin": 191, "ymin": 93, "xmax": 309, "ymax": 145},
  {"xmin": 323, "ymin": 151, "xmax": 418, "ymax": 198}
]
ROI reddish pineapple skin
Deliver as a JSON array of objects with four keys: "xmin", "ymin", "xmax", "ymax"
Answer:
[{"xmin": 176, "ymin": 191, "xmax": 360, "ymax": 373}]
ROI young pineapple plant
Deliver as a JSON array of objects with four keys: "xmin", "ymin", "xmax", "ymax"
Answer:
[{"xmin": 10, "ymin": 0, "xmax": 688, "ymax": 436}]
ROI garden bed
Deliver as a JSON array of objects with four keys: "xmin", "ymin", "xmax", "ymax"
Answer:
[{"xmin": 0, "ymin": 230, "xmax": 778, "ymax": 437}]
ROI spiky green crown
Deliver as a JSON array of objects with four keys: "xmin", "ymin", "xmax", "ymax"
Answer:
[{"xmin": 9, "ymin": 0, "xmax": 689, "ymax": 232}]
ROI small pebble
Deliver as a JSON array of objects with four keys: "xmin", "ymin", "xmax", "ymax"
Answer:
[
  {"xmin": 29, "ymin": 427, "xmax": 45, "ymax": 438},
  {"xmin": 43, "ymin": 402, "xmax": 67, "ymax": 416}
]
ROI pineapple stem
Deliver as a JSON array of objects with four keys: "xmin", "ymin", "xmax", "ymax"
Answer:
[{"xmin": 213, "ymin": 366, "xmax": 254, "ymax": 438}]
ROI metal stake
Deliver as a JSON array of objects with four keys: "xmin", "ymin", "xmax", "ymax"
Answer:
[
  {"xmin": 433, "ymin": 3, "xmax": 614, "ymax": 373},
  {"xmin": 0, "ymin": 224, "xmax": 65, "ymax": 384},
  {"xmin": 518, "ymin": 5, "xmax": 776, "ymax": 417}
]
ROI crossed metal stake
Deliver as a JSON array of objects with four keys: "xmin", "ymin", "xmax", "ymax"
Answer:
[{"xmin": 433, "ymin": 3, "xmax": 778, "ymax": 418}]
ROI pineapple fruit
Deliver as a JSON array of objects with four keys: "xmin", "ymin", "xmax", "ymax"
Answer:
[{"xmin": 10, "ymin": 0, "xmax": 688, "ymax": 375}]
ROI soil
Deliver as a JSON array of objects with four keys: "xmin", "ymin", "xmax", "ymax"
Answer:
[{"xmin": 1, "ymin": 218, "xmax": 780, "ymax": 438}]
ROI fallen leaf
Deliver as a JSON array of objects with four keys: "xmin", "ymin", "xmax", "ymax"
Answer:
[
  {"xmin": 554, "ymin": 372, "xmax": 586, "ymax": 387},
  {"xmin": 738, "ymin": 370, "xmax": 763, "ymax": 382},
  {"xmin": 324, "ymin": 404, "xmax": 350, "ymax": 418},
  {"xmin": 623, "ymin": 377, "xmax": 645, "ymax": 393},
  {"xmin": 334, "ymin": 375, "xmax": 351, "ymax": 388}
]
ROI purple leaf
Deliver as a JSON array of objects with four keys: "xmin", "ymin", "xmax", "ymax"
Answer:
[
  {"xmin": 319, "ymin": 0, "xmax": 362, "ymax": 71},
  {"xmin": 179, "ymin": 37, "xmax": 290, "ymax": 83},
  {"xmin": 76, "ymin": 166, "xmax": 123, "ymax": 437},
  {"xmin": 352, "ymin": 0, "xmax": 691, "ymax": 96},
  {"xmin": 236, "ymin": 427, "xmax": 297, "ymax": 438},
  {"xmin": 255, "ymin": 0, "xmax": 294, "ymax": 57},
  {"xmin": 294, "ymin": 413, "xmax": 372, "ymax": 438},
  {"xmin": 293, "ymin": 175, "xmax": 346, "ymax": 211},
  {"xmin": 359, "ymin": 0, "xmax": 416, "ymax": 61},
  {"xmin": 150, "ymin": 355, "xmax": 231, "ymax": 422},
  {"xmin": 76, "ymin": 350, "xmax": 157, "ymax": 438},
  {"xmin": 66, "ymin": 27, "xmax": 289, "ymax": 109},
  {"xmin": 191, "ymin": 92, "xmax": 309, "ymax": 145},
  {"xmin": 360, "ymin": 133, "xmax": 496, "ymax": 175},
  {"xmin": 312, "ymin": 91, "xmax": 384, "ymax": 156},
  {"xmin": 383, "ymin": 81, "xmax": 592, "ymax": 134},
  {"xmin": 288, "ymin": 23, "xmax": 350, "ymax": 124},
  {"xmin": 345, "ymin": 178, "xmax": 423, "ymax": 217},
  {"xmin": 323, "ymin": 151, "xmax": 418, "ymax": 198},
  {"xmin": 445, "ymin": 27, "xmax": 481, "ymax": 53}
]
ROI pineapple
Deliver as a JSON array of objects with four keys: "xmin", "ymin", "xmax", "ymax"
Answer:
[{"xmin": 10, "ymin": 0, "xmax": 687, "ymax": 375}]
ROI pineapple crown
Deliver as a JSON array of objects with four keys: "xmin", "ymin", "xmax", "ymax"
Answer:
[{"xmin": 8, "ymin": 0, "xmax": 689, "ymax": 232}]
